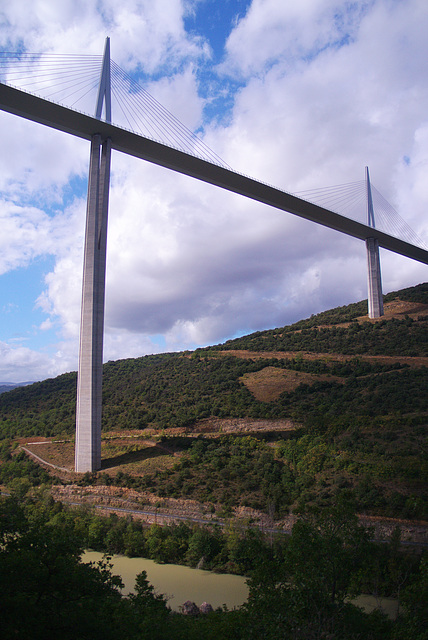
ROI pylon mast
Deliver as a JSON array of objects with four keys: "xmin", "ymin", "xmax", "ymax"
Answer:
[
  {"xmin": 365, "ymin": 166, "xmax": 384, "ymax": 319},
  {"xmin": 75, "ymin": 38, "xmax": 111, "ymax": 472}
]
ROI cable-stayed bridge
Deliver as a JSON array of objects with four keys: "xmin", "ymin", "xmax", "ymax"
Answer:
[
  {"xmin": 0, "ymin": 44, "xmax": 426, "ymax": 261},
  {"xmin": 0, "ymin": 39, "xmax": 427, "ymax": 471}
]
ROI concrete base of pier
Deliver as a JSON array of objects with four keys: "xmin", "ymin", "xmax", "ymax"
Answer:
[{"xmin": 366, "ymin": 237, "xmax": 384, "ymax": 319}]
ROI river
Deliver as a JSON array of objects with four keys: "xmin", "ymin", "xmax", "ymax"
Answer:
[
  {"xmin": 82, "ymin": 551, "xmax": 398, "ymax": 617},
  {"xmin": 82, "ymin": 551, "xmax": 249, "ymax": 611}
]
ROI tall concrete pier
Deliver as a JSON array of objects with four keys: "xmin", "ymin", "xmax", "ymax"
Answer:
[
  {"xmin": 365, "ymin": 166, "xmax": 384, "ymax": 318},
  {"xmin": 75, "ymin": 39, "xmax": 111, "ymax": 472}
]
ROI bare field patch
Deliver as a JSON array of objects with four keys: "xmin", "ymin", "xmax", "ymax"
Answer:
[
  {"xmin": 101, "ymin": 439, "xmax": 177, "ymax": 475},
  {"xmin": 368, "ymin": 299, "xmax": 428, "ymax": 321},
  {"xmin": 24, "ymin": 440, "xmax": 75, "ymax": 469},
  {"xmin": 240, "ymin": 366, "xmax": 344, "ymax": 401},
  {"xmin": 308, "ymin": 299, "xmax": 428, "ymax": 330},
  {"xmin": 191, "ymin": 416, "xmax": 298, "ymax": 434},
  {"xmin": 22, "ymin": 436, "xmax": 177, "ymax": 476}
]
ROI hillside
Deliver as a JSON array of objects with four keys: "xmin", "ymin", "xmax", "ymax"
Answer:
[
  {"xmin": 0, "ymin": 381, "xmax": 33, "ymax": 395},
  {"xmin": 0, "ymin": 282, "xmax": 427, "ymax": 523}
]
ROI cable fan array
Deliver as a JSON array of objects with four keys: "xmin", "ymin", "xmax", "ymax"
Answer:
[
  {"xmin": 0, "ymin": 50, "xmax": 230, "ymax": 168},
  {"xmin": 0, "ymin": 49, "xmax": 425, "ymax": 249},
  {"xmin": 0, "ymin": 51, "xmax": 103, "ymax": 108},
  {"xmin": 295, "ymin": 181, "xmax": 427, "ymax": 250}
]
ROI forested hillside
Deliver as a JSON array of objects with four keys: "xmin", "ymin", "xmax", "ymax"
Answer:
[
  {"xmin": 207, "ymin": 283, "xmax": 428, "ymax": 355},
  {"xmin": 0, "ymin": 282, "xmax": 427, "ymax": 520},
  {"xmin": 2, "ymin": 491, "xmax": 424, "ymax": 640}
]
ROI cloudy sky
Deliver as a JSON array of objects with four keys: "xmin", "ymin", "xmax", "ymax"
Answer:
[{"xmin": 0, "ymin": 0, "xmax": 427, "ymax": 382}]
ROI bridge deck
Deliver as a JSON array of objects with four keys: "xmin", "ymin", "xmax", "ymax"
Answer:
[{"xmin": 1, "ymin": 82, "xmax": 427, "ymax": 265}]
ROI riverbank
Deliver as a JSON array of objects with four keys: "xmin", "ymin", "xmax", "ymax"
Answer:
[
  {"xmin": 82, "ymin": 551, "xmax": 399, "ymax": 619},
  {"xmin": 51, "ymin": 483, "xmax": 428, "ymax": 546}
]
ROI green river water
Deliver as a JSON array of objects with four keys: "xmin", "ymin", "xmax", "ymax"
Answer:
[
  {"xmin": 82, "ymin": 551, "xmax": 249, "ymax": 611},
  {"xmin": 82, "ymin": 551, "xmax": 398, "ymax": 617}
]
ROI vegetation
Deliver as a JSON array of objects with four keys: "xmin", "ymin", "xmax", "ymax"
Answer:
[
  {"xmin": 1, "ymin": 413, "xmax": 425, "ymax": 520},
  {"xmin": 76, "ymin": 419, "xmax": 423, "ymax": 520},
  {"xmin": 1, "ymin": 490, "xmax": 426, "ymax": 639},
  {"xmin": 0, "ymin": 282, "xmax": 427, "ymax": 520},
  {"xmin": 1, "ymin": 354, "xmax": 420, "ymax": 437},
  {"xmin": 0, "ymin": 283, "xmax": 427, "ymax": 637},
  {"xmin": 211, "ymin": 309, "xmax": 427, "ymax": 355},
  {"xmin": 0, "ymin": 283, "xmax": 426, "ymax": 438}
]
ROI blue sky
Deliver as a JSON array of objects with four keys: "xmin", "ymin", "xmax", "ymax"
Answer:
[
  {"xmin": 0, "ymin": 0, "xmax": 427, "ymax": 382},
  {"xmin": 184, "ymin": 0, "xmax": 251, "ymax": 59}
]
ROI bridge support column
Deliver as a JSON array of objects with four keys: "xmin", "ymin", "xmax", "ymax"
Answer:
[
  {"xmin": 75, "ymin": 135, "xmax": 111, "ymax": 472},
  {"xmin": 366, "ymin": 237, "xmax": 384, "ymax": 318},
  {"xmin": 365, "ymin": 167, "xmax": 383, "ymax": 318}
]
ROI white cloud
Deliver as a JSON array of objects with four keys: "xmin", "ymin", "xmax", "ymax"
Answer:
[
  {"xmin": 218, "ymin": 1, "xmax": 428, "ymax": 192},
  {"xmin": 146, "ymin": 66, "xmax": 205, "ymax": 131},
  {"xmin": 0, "ymin": 339, "xmax": 62, "ymax": 382},
  {"xmin": 0, "ymin": 0, "xmax": 427, "ymax": 384},
  {"xmin": 0, "ymin": 202, "xmax": 54, "ymax": 275},
  {"xmin": 39, "ymin": 318, "xmax": 53, "ymax": 331},
  {"xmin": 0, "ymin": 0, "xmax": 208, "ymax": 71},
  {"xmin": 222, "ymin": 0, "xmax": 368, "ymax": 78},
  {"xmin": 0, "ymin": 112, "xmax": 89, "ymax": 201}
]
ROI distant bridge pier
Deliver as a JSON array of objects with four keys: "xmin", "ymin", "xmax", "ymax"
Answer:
[
  {"xmin": 75, "ymin": 39, "xmax": 111, "ymax": 472},
  {"xmin": 365, "ymin": 167, "xmax": 384, "ymax": 318}
]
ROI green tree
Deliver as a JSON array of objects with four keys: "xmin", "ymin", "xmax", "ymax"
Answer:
[
  {"xmin": 124, "ymin": 570, "xmax": 173, "ymax": 639},
  {"xmin": 245, "ymin": 494, "xmax": 392, "ymax": 639},
  {"xmin": 394, "ymin": 555, "xmax": 428, "ymax": 640},
  {"xmin": 0, "ymin": 496, "xmax": 124, "ymax": 640}
]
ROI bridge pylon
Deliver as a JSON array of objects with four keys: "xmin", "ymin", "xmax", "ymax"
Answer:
[
  {"xmin": 75, "ymin": 38, "xmax": 111, "ymax": 472},
  {"xmin": 365, "ymin": 166, "xmax": 384, "ymax": 318}
]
